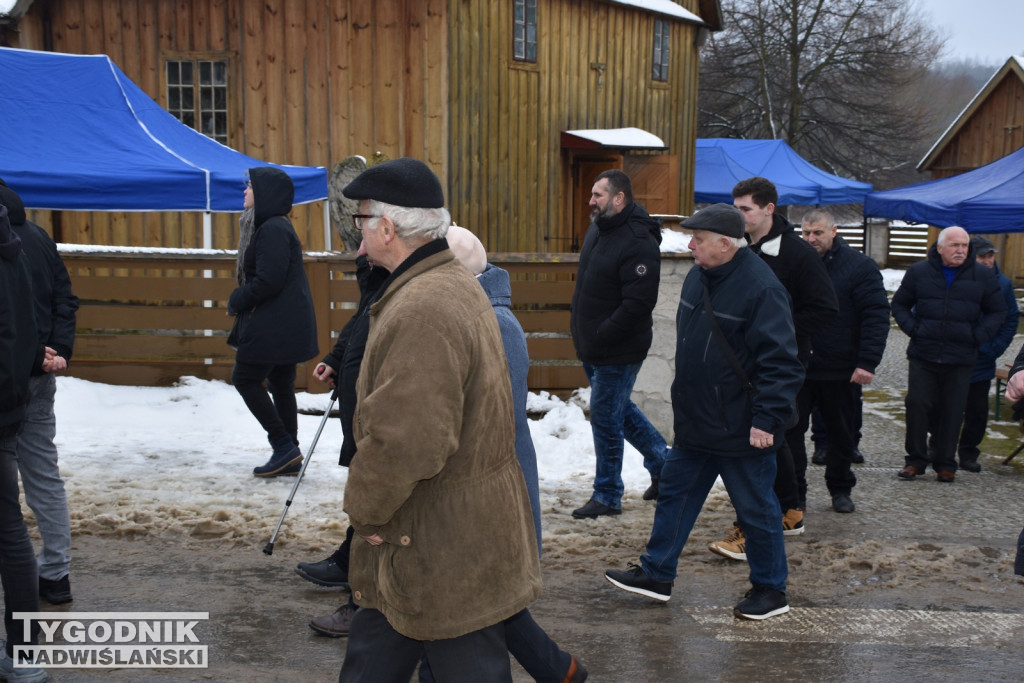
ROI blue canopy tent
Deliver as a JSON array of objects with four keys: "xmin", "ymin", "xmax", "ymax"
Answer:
[
  {"xmin": 863, "ymin": 145, "xmax": 1024, "ymax": 234},
  {"xmin": 695, "ymin": 138, "xmax": 873, "ymax": 205},
  {"xmin": 0, "ymin": 47, "xmax": 328, "ymax": 246}
]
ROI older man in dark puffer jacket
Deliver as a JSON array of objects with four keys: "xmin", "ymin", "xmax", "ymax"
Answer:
[{"xmin": 892, "ymin": 226, "xmax": 1004, "ymax": 483}]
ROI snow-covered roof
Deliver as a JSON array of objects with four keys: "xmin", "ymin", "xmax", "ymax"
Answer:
[
  {"xmin": 606, "ymin": 0, "xmax": 703, "ymax": 24},
  {"xmin": 562, "ymin": 127, "xmax": 667, "ymax": 150}
]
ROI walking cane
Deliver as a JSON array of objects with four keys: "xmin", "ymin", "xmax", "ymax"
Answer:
[{"xmin": 263, "ymin": 386, "xmax": 339, "ymax": 555}]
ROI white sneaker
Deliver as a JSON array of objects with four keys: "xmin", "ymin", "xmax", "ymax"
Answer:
[{"xmin": 0, "ymin": 640, "xmax": 49, "ymax": 683}]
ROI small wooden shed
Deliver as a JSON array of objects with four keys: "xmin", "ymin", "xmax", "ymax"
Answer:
[{"xmin": 918, "ymin": 55, "xmax": 1024, "ymax": 281}]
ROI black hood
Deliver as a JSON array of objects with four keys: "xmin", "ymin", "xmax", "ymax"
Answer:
[
  {"xmin": 0, "ymin": 205, "xmax": 23, "ymax": 262},
  {"xmin": 249, "ymin": 167, "xmax": 294, "ymax": 226},
  {"xmin": 0, "ymin": 181, "xmax": 27, "ymax": 226}
]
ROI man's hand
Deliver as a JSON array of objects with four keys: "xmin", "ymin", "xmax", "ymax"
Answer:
[
  {"xmin": 1007, "ymin": 371, "xmax": 1024, "ymax": 402},
  {"xmin": 750, "ymin": 426, "xmax": 774, "ymax": 449},
  {"xmin": 362, "ymin": 533, "xmax": 383, "ymax": 546},
  {"xmin": 41, "ymin": 346, "xmax": 67, "ymax": 374},
  {"xmin": 313, "ymin": 362, "xmax": 337, "ymax": 388},
  {"xmin": 850, "ymin": 368, "xmax": 874, "ymax": 385}
]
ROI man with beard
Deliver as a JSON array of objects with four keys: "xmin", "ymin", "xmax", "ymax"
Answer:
[{"xmin": 569, "ymin": 170, "xmax": 667, "ymax": 519}]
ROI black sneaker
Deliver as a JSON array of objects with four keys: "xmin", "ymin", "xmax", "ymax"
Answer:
[
  {"xmin": 960, "ymin": 460, "xmax": 981, "ymax": 473},
  {"xmin": 642, "ymin": 478, "xmax": 659, "ymax": 501},
  {"xmin": 296, "ymin": 557, "xmax": 349, "ymax": 588},
  {"xmin": 852, "ymin": 449, "xmax": 865, "ymax": 464},
  {"xmin": 40, "ymin": 574, "xmax": 73, "ymax": 604},
  {"xmin": 572, "ymin": 498, "xmax": 621, "ymax": 519},
  {"xmin": 831, "ymin": 493, "xmax": 855, "ymax": 513},
  {"xmin": 811, "ymin": 448, "xmax": 827, "ymax": 465},
  {"xmin": 605, "ymin": 562, "xmax": 672, "ymax": 602},
  {"xmin": 733, "ymin": 585, "xmax": 789, "ymax": 620}
]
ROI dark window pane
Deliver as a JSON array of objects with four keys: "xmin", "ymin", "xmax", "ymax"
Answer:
[
  {"xmin": 199, "ymin": 61, "xmax": 211, "ymax": 83},
  {"xmin": 201, "ymin": 87, "xmax": 212, "ymax": 110},
  {"xmin": 182, "ymin": 111, "xmax": 195, "ymax": 127},
  {"xmin": 181, "ymin": 61, "xmax": 193, "ymax": 84},
  {"xmin": 213, "ymin": 61, "xmax": 227, "ymax": 85}
]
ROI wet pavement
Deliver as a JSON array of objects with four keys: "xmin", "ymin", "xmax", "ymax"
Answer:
[{"xmin": 7, "ymin": 329, "xmax": 1024, "ymax": 681}]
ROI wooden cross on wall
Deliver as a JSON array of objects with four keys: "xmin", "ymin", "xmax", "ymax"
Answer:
[{"xmin": 590, "ymin": 46, "xmax": 606, "ymax": 88}]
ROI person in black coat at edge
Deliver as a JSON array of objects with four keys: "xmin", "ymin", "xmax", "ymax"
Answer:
[
  {"xmin": 295, "ymin": 244, "xmax": 389, "ymax": 636},
  {"xmin": 228, "ymin": 167, "xmax": 318, "ymax": 477},
  {"xmin": 1, "ymin": 203, "xmax": 66, "ymax": 683},
  {"xmin": 708, "ymin": 177, "xmax": 838, "ymax": 563},
  {"xmin": 1001, "ymin": 344, "xmax": 1024, "ymax": 576}
]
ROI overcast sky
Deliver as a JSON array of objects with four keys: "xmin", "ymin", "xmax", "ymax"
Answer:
[{"xmin": 924, "ymin": 0, "xmax": 1024, "ymax": 65}]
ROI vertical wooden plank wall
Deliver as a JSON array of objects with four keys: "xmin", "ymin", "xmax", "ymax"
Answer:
[
  {"xmin": 12, "ymin": 0, "xmax": 701, "ymax": 254},
  {"xmin": 14, "ymin": 0, "xmax": 449, "ymax": 252},
  {"xmin": 447, "ymin": 0, "xmax": 701, "ymax": 253}
]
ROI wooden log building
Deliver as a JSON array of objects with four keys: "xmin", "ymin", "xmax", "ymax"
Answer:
[
  {"xmin": 1, "ymin": 0, "xmax": 722, "ymax": 253},
  {"xmin": 918, "ymin": 55, "xmax": 1024, "ymax": 281}
]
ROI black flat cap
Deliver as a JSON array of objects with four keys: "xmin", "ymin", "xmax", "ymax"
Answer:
[
  {"xmin": 970, "ymin": 235, "xmax": 997, "ymax": 256},
  {"xmin": 681, "ymin": 203, "xmax": 745, "ymax": 239},
  {"xmin": 342, "ymin": 157, "xmax": 445, "ymax": 209}
]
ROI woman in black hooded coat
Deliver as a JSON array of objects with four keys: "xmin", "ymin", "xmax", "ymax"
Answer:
[{"xmin": 228, "ymin": 167, "xmax": 318, "ymax": 477}]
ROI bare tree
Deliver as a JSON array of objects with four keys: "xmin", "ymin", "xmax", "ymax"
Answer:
[{"xmin": 699, "ymin": 0, "xmax": 945, "ymax": 189}]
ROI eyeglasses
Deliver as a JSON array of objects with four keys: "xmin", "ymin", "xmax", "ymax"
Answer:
[{"xmin": 352, "ymin": 214, "xmax": 382, "ymax": 230}]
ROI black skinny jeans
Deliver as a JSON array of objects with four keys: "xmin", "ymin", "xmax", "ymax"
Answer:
[{"xmin": 231, "ymin": 361, "xmax": 298, "ymax": 446}]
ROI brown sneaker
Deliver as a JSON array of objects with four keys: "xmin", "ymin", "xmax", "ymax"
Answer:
[
  {"xmin": 898, "ymin": 465, "xmax": 923, "ymax": 480},
  {"xmin": 781, "ymin": 508, "xmax": 805, "ymax": 536},
  {"xmin": 309, "ymin": 603, "xmax": 356, "ymax": 637},
  {"xmin": 709, "ymin": 525, "xmax": 747, "ymax": 561}
]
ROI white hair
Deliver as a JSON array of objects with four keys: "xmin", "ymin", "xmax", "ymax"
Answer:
[
  {"xmin": 937, "ymin": 226, "xmax": 966, "ymax": 246},
  {"xmin": 728, "ymin": 236, "xmax": 747, "ymax": 249},
  {"xmin": 368, "ymin": 199, "xmax": 450, "ymax": 241}
]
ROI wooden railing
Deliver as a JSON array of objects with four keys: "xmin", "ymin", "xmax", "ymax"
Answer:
[{"xmin": 61, "ymin": 249, "xmax": 585, "ymax": 395}]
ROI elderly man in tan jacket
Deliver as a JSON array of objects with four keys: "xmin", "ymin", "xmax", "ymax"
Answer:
[{"xmin": 338, "ymin": 158, "xmax": 542, "ymax": 681}]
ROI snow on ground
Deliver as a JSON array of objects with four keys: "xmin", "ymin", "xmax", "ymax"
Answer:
[
  {"xmin": 48, "ymin": 376, "xmax": 671, "ymax": 552},
  {"xmin": 46, "ymin": 264, "xmax": 909, "ymax": 554}
]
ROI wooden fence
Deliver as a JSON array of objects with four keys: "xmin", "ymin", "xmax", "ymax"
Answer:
[{"xmin": 62, "ymin": 249, "xmax": 586, "ymax": 396}]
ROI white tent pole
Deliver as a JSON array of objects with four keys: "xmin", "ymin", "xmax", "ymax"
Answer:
[{"xmin": 203, "ymin": 211, "xmax": 212, "ymax": 250}]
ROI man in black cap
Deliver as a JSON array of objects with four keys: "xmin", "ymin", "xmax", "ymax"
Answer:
[
  {"xmin": 943, "ymin": 235, "xmax": 1018, "ymax": 472},
  {"xmin": 605, "ymin": 203, "xmax": 804, "ymax": 621},
  {"xmin": 336, "ymin": 158, "xmax": 543, "ymax": 680}
]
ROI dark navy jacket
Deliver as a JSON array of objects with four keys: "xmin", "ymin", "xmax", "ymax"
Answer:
[
  {"xmin": 807, "ymin": 237, "xmax": 889, "ymax": 380},
  {"xmin": 672, "ymin": 247, "xmax": 804, "ymax": 455},
  {"xmin": 228, "ymin": 167, "xmax": 318, "ymax": 365},
  {"xmin": 570, "ymin": 202, "xmax": 662, "ymax": 366},
  {"xmin": 891, "ymin": 243, "xmax": 1005, "ymax": 367},
  {"xmin": 970, "ymin": 263, "xmax": 1018, "ymax": 383}
]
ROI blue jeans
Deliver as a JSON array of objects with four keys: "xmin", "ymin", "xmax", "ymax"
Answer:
[
  {"xmin": 1, "ymin": 431, "xmax": 42, "ymax": 652},
  {"xmin": 641, "ymin": 446, "xmax": 788, "ymax": 592},
  {"xmin": 16, "ymin": 373, "xmax": 72, "ymax": 580},
  {"xmin": 584, "ymin": 362, "xmax": 666, "ymax": 509}
]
